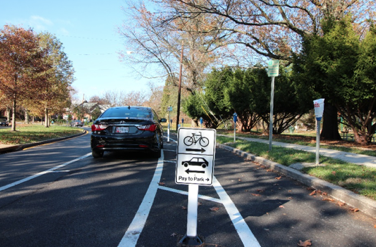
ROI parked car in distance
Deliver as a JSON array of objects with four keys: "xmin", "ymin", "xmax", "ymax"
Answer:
[
  {"xmin": 90, "ymin": 106, "xmax": 166, "ymax": 158},
  {"xmin": 0, "ymin": 117, "xmax": 9, "ymax": 126},
  {"xmin": 71, "ymin": 120, "xmax": 83, "ymax": 127}
]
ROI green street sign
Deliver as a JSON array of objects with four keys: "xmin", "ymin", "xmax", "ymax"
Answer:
[{"xmin": 267, "ymin": 60, "xmax": 279, "ymax": 77}]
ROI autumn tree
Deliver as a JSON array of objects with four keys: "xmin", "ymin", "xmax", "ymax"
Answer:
[
  {"xmin": 0, "ymin": 25, "xmax": 47, "ymax": 131},
  {"xmin": 35, "ymin": 32, "xmax": 74, "ymax": 127},
  {"xmin": 119, "ymin": 0, "xmax": 233, "ymax": 94},
  {"xmin": 89, "ymin": 95, "xmax": 110, "ymax": 105},
  {"xmin": 121, "ymin": 91, "xmax": 148, "ymax": 106},
  {"xmin": 170, "ymin": 0, "xmax": 374, "ymax": 61}
]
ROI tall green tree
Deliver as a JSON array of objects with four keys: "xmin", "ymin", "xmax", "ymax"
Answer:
[
  {"xmin": 293, "ymin": 16, "xmax": 376, "ymax": 144},
  {"xmin": 184, "ymin": 66, "xmax": 309, "ymax": 132},
  {"xmin": 183, "ymin": 67, "xmax": 233, "ymax": 128}
]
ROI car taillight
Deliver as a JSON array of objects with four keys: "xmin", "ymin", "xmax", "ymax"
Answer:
[
  {"xmin": 137, "ymin": 124, "xmax": 157, "ymax": 132},
  {"xmin": 91, "ymin": 124, "xmax": 108, "ymax": 132}
]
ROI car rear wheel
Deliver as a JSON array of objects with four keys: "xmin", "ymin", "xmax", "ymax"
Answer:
[
  {"xmin": 152, "ymin": 135, "xmax": 162, "ymax": 158},
  {"xmin": 92, "ymin": 149, "xmax": 104, "ymax": 158}
]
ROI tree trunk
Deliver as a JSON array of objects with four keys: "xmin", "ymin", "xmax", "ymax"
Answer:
[
  {"xmin": 320, "ymin": 103, "xmax": 341, "ymax": 140},
  {"xmin": 45, "ymin": 108, "xmax": 49, "ymax": 128},
  {"xmin": 6, "ymin": 107, "xmax": 11, "ymax": 122},
  {"xmin": 25, "ymin": 108, "xmax": 29, "ymax": 124},
  {"xmin": 11, "ymin": 97, "xmax": 16, "ymax": 131}
]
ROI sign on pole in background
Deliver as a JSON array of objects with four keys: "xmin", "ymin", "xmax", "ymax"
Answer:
[
  {"xmin": 176, "ymin": 128, "xmax": 216, "ymax": 186},
  {"xmin": 313, "ymin": 98, "xmax": 324, "ymax": 165},
  {"xmin": 267, "ymin": 60, "xmax": 279, "ymax": 77},
  {"xmin": 313, "ymin": 98, "xmax": 325, "ymax": 121},
  {"xmin": 233, "ymin": 112, "xmax": 237, "ymax": 142}
]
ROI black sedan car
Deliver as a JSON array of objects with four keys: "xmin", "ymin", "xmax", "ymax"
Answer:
[{"xmin": 90, "ymin": 106, "xmax": 166, "ymax": 158}]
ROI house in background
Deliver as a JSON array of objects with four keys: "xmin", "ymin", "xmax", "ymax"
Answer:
[{"xmin": 63, "ymin": 101, "xmax": 110, "ymax": 122}]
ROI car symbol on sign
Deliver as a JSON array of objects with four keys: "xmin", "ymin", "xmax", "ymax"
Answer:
[{"xmin": 182, "ymin": 157, "xmax": 208, "ymax": 168}]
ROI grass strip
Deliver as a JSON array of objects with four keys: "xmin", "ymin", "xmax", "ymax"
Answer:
[
  {"xmin": 217, "ymin": 136, "xmax": 376, "ymax": 200},
  {"xmin": 219, "ymin": 131, "xmax": 376, "ymax": 157},
  {"xmin": 0, "ymin": 125, "xmax": 83, "ymax": 145}
]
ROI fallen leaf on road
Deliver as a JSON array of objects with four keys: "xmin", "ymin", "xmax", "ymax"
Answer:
[
  {"xmin": 275, "ymin": 176, "xmax": 282, "ymax": 180},
  {"xmin": 158, "ymin": 182, "xmax": 165, "ymax": 186},
  {"xmin": 198, "ymin": 202, "xmax": 202, "ymax": 206},
  {"xmin": 297, "ymin": 239, "xmax": 312, "ymax": 246},
  {"xmin": 181, "ymin": 206, "xmax": 187, "ymax": 210},
  {"xmin": 279, "ymin": 205, "xmax": 285, "ymax": 208},
  {"xmin": 322, "ymin": 192, "xmax": 328, "ymax": 196},
  {"xmin": 322, "ymin": 198, "xmax": 334, "ymax": 202},
  {"xmin": 251, "ymin": 193, "xmax": 261, "ymax": 197},
  {"xmin": 309, "ymin": 190, "xmax": 316, "ymax": 196},
  {"xmin": 256, "ymin": 189, "xmax": 264, "ymax": 193},
  {"xmin": 374, "ymin": 225, "xmax": 376, "ymax": 228},
  {"xmin": 349, "ymin": 207, "xmax": 359, "ymax": 212},
  {"xmin": 338, "ymin": 202, "xmax": 346, "ymax": 207},
  {"xmin": 210, "ymin": 207, "xmax": 219, "ymax": 212}
]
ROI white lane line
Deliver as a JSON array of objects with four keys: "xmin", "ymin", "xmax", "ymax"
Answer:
[
  {"xmin": 118, "ymin": 151, "xmax": 164, "ymax": 247},
  {"xmin": 0, "ymin": 153, "xmax": 91, "ymax": 192},
  {"xmin": 158, "ymin": 186, "xmax": 222, "ymax": 204},
  {"xmin": 164, "ymin": 137, "xmax": 177, "ymax": 144},
  {"xmin": 212, "ymin": 176, "xmax": 261, "ymax": 247},
  {"xmin": 163, "ymin": 160, "xmax": 176, "ymax": 163}
]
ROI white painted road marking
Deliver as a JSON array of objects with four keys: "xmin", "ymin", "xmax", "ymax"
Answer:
[
  {"xmin": 118, "ymin": 151, "xmax": 164, "ymax": 247},
  {"xmin": 0, "ymin": 153, "xmax": 91, "ymax": 192},
  {"xmin": 213, "ymin": 176, "xmax": 261, "ymax": 247},
  {"xmin": 118, "ymin": 139, "xmax": 261, "ymax": 247}
]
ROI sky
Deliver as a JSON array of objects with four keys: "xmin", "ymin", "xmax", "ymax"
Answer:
[{"xmin": 0, "ymin": 0, "xmax": 153, "ymax": 102}]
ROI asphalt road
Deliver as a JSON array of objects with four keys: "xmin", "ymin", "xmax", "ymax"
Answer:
[{"xmin": 0, "ymin": 130, "xmax": 375, "ymax": 247}]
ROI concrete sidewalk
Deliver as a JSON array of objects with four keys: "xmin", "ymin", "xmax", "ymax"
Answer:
[{"xmin": 226, "ymin": 135, "xmax": 376, "ymax": 169}]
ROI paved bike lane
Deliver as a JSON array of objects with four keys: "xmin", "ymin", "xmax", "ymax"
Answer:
[{"xmin": 134, "ymin": 137, "xmax": 376, "ymax": 247}]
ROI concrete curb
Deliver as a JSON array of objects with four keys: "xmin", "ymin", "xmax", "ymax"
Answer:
[
  {"xmin": 0, "ymin": 129, "xmax": 87, "ymax": 154},
  {"xmin": 217, "ymin": 143, "xmax": 376, "ymax": 219}
]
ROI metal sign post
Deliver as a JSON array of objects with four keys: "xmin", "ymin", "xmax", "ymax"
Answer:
[
  {"xmin": 176, "ymin": 128, "xmax": 216, "ymax": 246},
  {"xmin": 267, "ymin": 60, "xmax": 279, "ymax": 151},
  {"xmin": 313, "ymin": 99, "xmax": 325, "ymax": 166},
  {"xmin": 167, "ymin": 106, "xmax": 172, "ymax": 143},
  {"xmin": 233, "ymin": 112, "xmax": 237, "ymax": 142}
]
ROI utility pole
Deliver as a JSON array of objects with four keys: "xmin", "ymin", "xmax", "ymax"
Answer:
[{"xmin": 176, "ymin": 42, "xmax": 184, "ymax": 131}]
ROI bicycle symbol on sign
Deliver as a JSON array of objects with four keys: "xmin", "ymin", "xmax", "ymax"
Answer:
[{"xmin": 183, "ymin": 132, "xmax": 209, "ymax": 147}]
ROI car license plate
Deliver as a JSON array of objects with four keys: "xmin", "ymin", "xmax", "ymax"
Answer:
[{"xmin": 115, "ymin": 127, "xmax": 129, "ymax": 133}]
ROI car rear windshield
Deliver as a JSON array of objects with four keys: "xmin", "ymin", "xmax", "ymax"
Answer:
[{"xmin": 101, "ymin": 108, "xmax": 152, "ymax": 119}]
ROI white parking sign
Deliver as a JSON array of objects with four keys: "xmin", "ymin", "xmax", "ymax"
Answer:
[{"xmin": 175, "ymin": 128, "xmax": 216, "ymax": 185}]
